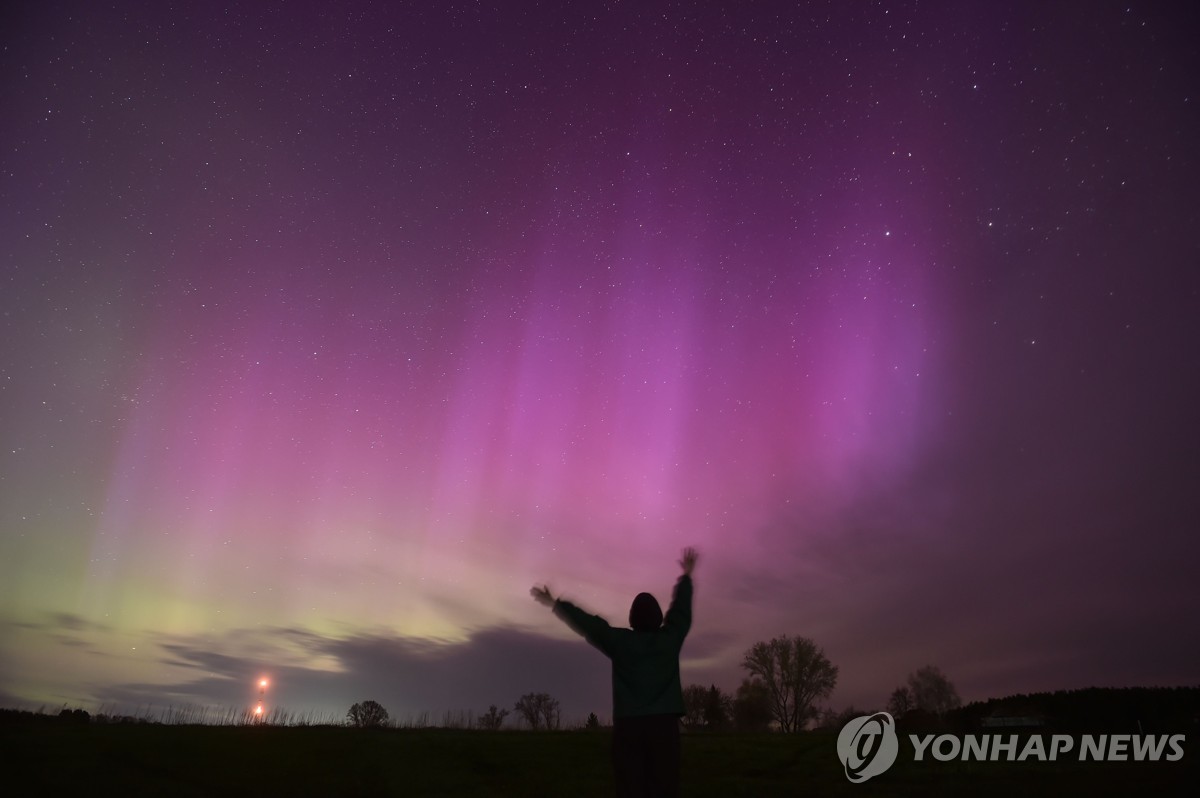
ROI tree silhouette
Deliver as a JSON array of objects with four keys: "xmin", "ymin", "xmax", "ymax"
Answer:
[
  {"xmin": 733, "ymin": 677, "xmax": 772, "ymax": 732},
  {"xmin": 703, "ymin": 684, "xmax": 732, "ymax": 730},
  {"xmin": 887, "ymin": 686, "xmax": 913, "ymax": 718},
  {"xmin": 681, "ymin": 684, "xmax": 709, "ymax": 729},
  {"xmin": 741, "ymin": 635, "xmax": 838, "ymax": 732},
  {"xmin": 346, "ymin": 700, "xmax": 390, "ymax": 728},
  {"xmin": 815, "ymin": 705, "xmax": 866, "ymax": 731},
  {"xmin": 684, "ymin": 683, "xmax": 735, "ymax": 730},
  {"xmin": 513, "ymin": 692, "xmax": 560, "ymax": 730},
  {"xmin": 478, "ymin": 704, "xmax": 509, "ymax": 731},
  {"xmin": 906, "ymin": 665, "xmax": 961, "ymax": 715},
  {"xmin": 585, "ymin": 712, "xmax": 601, "ymax": 731}
]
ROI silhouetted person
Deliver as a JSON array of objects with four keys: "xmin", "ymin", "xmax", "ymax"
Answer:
[{"xmin": 532, "ymin": 547, "xmax": 697, "ymax": 798}]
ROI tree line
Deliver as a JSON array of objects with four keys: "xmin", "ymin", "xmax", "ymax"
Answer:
[
  {"xmin": 679, "ymin": 636, "xmax": 960, "ymax": 733},
  {"xmin": 346, "ymin": 693, "xmax": 563, "ymax": 731},
  {"xmin": 347, "ymin": 633, "xmax": 964, "ymax": 732}
]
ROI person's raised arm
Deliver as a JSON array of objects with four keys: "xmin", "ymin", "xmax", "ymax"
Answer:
[
  {"xmin": 663, "ymin": 547, "xmax": 696, "ymax": 640},
  {"xmin": 530, "ymin": 584, "xmax": 556, "ymax": 607},
  {"xmin": 531, "ymin": 583, "xmax": 616, "ymax": 657},
  {"xmin": 680, "ymin": 547, "xmax": 698, "ymax": 577}
]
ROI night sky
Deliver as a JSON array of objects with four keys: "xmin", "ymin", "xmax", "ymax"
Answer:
[{"xmin": 2, "ymin": 1, "xmax": 1198, "ymax": 724}]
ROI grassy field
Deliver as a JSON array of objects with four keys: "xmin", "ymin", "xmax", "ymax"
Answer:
[{"xmin": 3, "ymin": 720, "xmax": 1194, "ymax": 796}]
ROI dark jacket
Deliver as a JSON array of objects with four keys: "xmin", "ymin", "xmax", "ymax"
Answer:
[{"xmin": 553, "ymin": 574, "xmax": 693, "ymax": 718}]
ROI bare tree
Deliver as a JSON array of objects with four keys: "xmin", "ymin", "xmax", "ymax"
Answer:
[
  {"xmin": 539, "ymin": 694, "xmax": 561, "ymax": 731},
  {"xmin": 887, "ymin": 686, "xmax": 913, "ymax": 718},
  {"xmin": 513, "ymin": 692, "xmax": 560, "ymax": 730},
  {"xmin": 741, "ymin": 636, "xmax": 838, "ymax": 732},
  {"xmin": 346, "ymin": 700, "xmax": 390, "ymax": 728},
  {"xmin": 478, "ymin": 704, "xmax": 509, "ymax": 731},
  {"xmin": 513, "ymin": 693, "xmax": 539, "ymax": 729},
  {"xmin": 906, "ymin": 665, "xmax": 961, "ymax": 715},
  {"xmin": 681, "ymin": 684, "xmax": 709, "ymax": 729}
]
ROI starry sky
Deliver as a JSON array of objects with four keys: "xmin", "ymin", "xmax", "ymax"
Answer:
[{"xmin": 2, "ymin": 1, "xmax": 1198, "ymax": 724}]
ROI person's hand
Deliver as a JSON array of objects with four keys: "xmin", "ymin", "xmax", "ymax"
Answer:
[
  {"xmin": 680, "ymin": 547, "xmax": 698, "ymax": 576},
  {"xmin": 530, "ymin": 585, "xmax": 556, "ymax": 607}
]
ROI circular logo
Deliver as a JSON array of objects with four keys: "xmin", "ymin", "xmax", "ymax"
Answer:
[{"xmin": 836, "ymin": 711, "xmax": 899, "ymax": 783}]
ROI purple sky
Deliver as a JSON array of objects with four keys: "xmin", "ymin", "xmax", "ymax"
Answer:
[{"xmin": 2, "ymin": 1, "xmax": 1198, "ymax": 724}]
